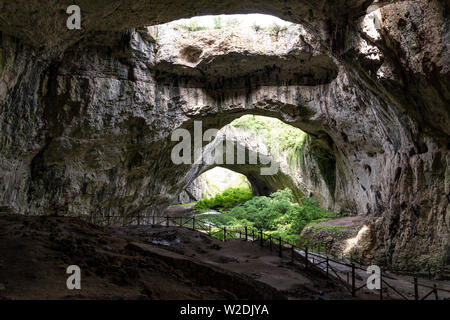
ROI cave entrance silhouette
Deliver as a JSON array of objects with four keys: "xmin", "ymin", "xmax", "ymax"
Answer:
[{"xmin": 178, "ymin": 115, "xmax": 309, "ymax": 205}]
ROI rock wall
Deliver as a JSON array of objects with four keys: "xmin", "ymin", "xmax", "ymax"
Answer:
[
  {"xmin": 0, "ymin": 0, "xmax": 448, "ymax": 271},
  {"xmin": 179, "ymin": 124, "xmax": 334, "ymax": 208}
]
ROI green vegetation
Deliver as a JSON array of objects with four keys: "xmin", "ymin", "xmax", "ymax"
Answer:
[
  {"xmin": 199, "ymin": 167, "xmax": 250, "ymax": 199},
  {"xmin": 224, "ymin": 18, "xmax": 241, "ymax": 29},
  {"xmin": 213, "ymin": 17, "xmax": 223, "ymax": 29},
  {"xmin": 196, "ymin": 188, "xmax": 338, "ymax": 243},
  {"xmin": 194, "ymin": 186, "xmax": 253, "ymax": 212},
  {"xmin": 176, "ymin": 17, "xmax": 242, "ymax": 33},
  {"xmin": 173, "ymin": 17, "xmax": 290, "ymax": 34},
  {"xmin": 178, "ymin": 20, "xmax": 208, "ymax": 32},
  {"xmin": 170, "ymin": 201, "xmax": 196, "ymax": 207},
  {"xmin": 267, "ymin": 23, "xmax": 289, "ymax": 36},
  {"xmin": 251, "ymin": 22, "xmax": 291, "ymax": 35},
  {"xmin": 231, "ymin": 115, "xmax": 307, "ymax": 169},
  {"xmin": 252, "ymin": 23, "xmax": 263, "ymax": 32}
]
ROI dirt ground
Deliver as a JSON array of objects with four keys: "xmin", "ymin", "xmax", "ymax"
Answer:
[
  {"xmin": 0, "ymin": 213, "xmax": 282, "ymax": 300},
  {"xmin": 110, "ymin": 225, "xmax": 362, "ymax": 300},
  {"xmin": 1, "ymin": 212, "xmax": 447, "ymax": 300}
]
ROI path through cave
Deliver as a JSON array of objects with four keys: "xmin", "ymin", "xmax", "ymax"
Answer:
[{"xmin": 0, "ymin": 1, "xmax": 448, "ymax": 302}]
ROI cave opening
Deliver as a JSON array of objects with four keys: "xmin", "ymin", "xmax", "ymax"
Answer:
[
  {"xmin": 0, "ymin": 0, "xmax": 448, "ymax": 301},
  {"xmin": 176, "ymin": 114, "xmax": 311, "ymax": 206},
  {"xmin": 179, "ymin": 167, "xmax": 252, "ymax": 204},
  {"xmin": 148, "ymin": 13, "xmax": 339, "ymax": 86}
]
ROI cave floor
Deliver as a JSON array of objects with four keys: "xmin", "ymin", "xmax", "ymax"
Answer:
[
  {"xmin": 110, "ymin": 225, "xmax": 378, "ymax": 300},
  {"xmin": 1, "ymin": 212, "xmax": 448, "ymax": 300}
]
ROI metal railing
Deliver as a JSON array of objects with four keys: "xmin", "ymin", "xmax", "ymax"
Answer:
[{"xmin": 81, "ymin": 213, "xmax": 449, "ymax": 300}]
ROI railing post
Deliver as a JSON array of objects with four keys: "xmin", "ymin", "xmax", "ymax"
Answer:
[
  {"xmin": 260, "ymin": 230, "xmax": 263, "ymax": 247},
  {"xmin": 291, "ymin": 244, "xmax": 294, "ymax": 263},
  {"xmin": 278, "ymin": 237, "xmax": 282, "ymax": 257},
  {"xmin": 351, "ymin": 263, "xmax": 356, "ymax": 297},
  {"xmin": 192, "ymin": 216, "xmax": 195, "ymax": 230},
  {"xmin": 269, "ymin": 235, "xmax": 272, "ymax": 251},
  {"xmin": 245, "ymin": 227, "xmax": 248, "ymax": 241},
  {"xmin": 166, "ymin": 216, "xmax": 169, "ymax": 227},
  {"xmin": 326, "ymin": 256, "xmax": 329, "ymax": 279},
  {"xmin": 152, "ymin": 214, "xmax": 155, "ymax": 225},
  {"xmin": 434, "ymin": 284, "xmax": 439, "ymax": 300},
  {"xmin": 137, "ymin": 215, "xmax": 140, "ymax": 226},
  {"xmin": 414, "ymin": 277, "xmax": 419, "ymax": 300},
  {"xmin": 224, "ymin": 227, "xmax": 227, "ymax": 242},
  {"xmin": 305, "ymin": 247, "xmax": 309, "ymax": 269}
]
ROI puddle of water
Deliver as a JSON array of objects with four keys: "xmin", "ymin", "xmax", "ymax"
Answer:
[{"xmin": 150, "ymin": 238, "xmax": 181, "ymax": 246}]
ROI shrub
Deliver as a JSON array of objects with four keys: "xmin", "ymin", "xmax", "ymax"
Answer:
[
  {"xmin": 179, "ymin": 21, "xmax": 208, "ymax": 32},
  {"xmin": 225, "ymin": 18, "xmax": 241, "ymax": 29},
  {"xmin": 194, "ymin": 187, "xmax": 253, "ymax": 212},
  {"xmin": 213, "ymin": 17, "xmax": 223, "ymax": 29},
  {"xmin": 198, "ymin": 188, "xmax": 339, "ymax": 242},
  {"xmin": 268, "ymin": 23, "xmax": 289, "ymax": 36},
  {"xmin": 252, "ymin": 24, "xmax": 263, "ymax": 32}
]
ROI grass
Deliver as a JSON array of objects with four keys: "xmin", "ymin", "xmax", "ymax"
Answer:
[
  {"xmin": 173, "ymin": 18, "xmax": 291, "ymax": 35},
  {"xmin": 178, "ymin": 21, "xmax": 208, "ymax": 32},
  {"xmin": 176, "ymin": 17, "xmax": 242, "ymax": 33},
  {"xmin": 169, "ymin": 202, "xmax": 196, "ymax": 207},
  {"xmin": 267, "ymin": 23, "xmax": 289, "ymax": 36}
]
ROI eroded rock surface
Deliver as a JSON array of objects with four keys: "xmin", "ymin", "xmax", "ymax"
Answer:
[{"xmin": 0, "ymin": 0, "xmax": 448, "ymax": 272}]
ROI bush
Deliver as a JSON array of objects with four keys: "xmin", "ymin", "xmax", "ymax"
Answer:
[
  {"xmin": 179, "ymin": 21, "xmax": 208, "ymax": 32},
  {"xmin": 268, "ymin": 23, "xmax": 289, "ymax": 36},
  {"xmin": 252, "ymin": 24, "xmax": 263, "ymax": 32},
  {"xmin": 213, "ymin": 17, "xmax": 223, "ymax": 29},
  {"xmin": 224, "ymin": 18, "xmax": 241, "ymax": 29},
  {"xmin": 198, "ymin": 188, "xmax": 338, "ymax": 242},
  {"xmin": 194, "ymin": 187, "xmax": 253, "ymax": 212}
]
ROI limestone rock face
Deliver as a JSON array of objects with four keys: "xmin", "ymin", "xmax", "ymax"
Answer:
[
  {"xmin": 0, "ymin": 0, "xmax": 448, "ymax": 271},
  {"xmin": 150, "ymin": 23, "xmax": 337, "ymax": 84},
  {"xmin": 181, "ymin": 124, "xmax": 334, "ymax": 208}
]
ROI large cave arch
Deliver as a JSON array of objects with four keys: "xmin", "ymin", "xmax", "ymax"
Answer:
[
  {"xmin": 177, "ymin": 115, "xmax": 334, "ymax": 206},
  {"xmin": 0, "ymin": 1, "xmax": 448, "ymax": 272}
]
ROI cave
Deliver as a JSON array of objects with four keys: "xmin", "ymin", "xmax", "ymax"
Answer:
[
  {"xmin": 0, "ymin": 0, "xmax": 449, "ymax": 302},
  {"xmin": 175, "ymin": 113, "xmax": 316, "ymax": 205}
]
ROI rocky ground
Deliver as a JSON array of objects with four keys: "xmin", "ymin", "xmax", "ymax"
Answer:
[
  {"xmin": 299, "ymin": 216, "xmax": 370, "ymax": 258},
  {"xmin": 0, "ymin": 213, "xmax": 284, "ymax": 300},
  {"xmin": 0, "ymin": 212, "xmax": 370, "ymax": 300},
  {"xmin": 1, "ymin": 212, "xmax": 449, "ymax": 300},
  {"xmin": 111, "ymin": 224, "xmax": 359, "ymax": 300},
  {"xmin": 0, "ymin": 0, "xmax": 448, "ymax": 271}
]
